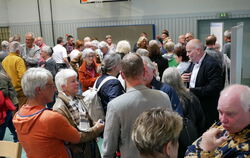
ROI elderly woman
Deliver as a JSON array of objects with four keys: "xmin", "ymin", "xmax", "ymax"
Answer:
[
  {"xmin": 96, "ymin": 41, "xmax": 109, "ymax": 63},
  {"xmin": 53, "ymin": 69, "xmax": 104, "ymax": 158},
  {"xmin": 13, "ymin": 68, "xmax": 103, "ymax": 158},
  {"xmin": 162, "ymin": 67, "xmax": 205, "ymax": 158},
  {"xmin": 115, "ymin": 40, "xmax": 131, "ymax": 59},
  {"xmin": 0, "ymin": 40, "xmax": 9, "ymax": 61},
  {"xmin": 95, "ymin": 53, "xmax": 124, "ymax": 114},
  {"xmin": 132, "ymin": 107, "xmax": 183, "ymax": 158},
  {"xmin": 78, "ymin": 48, "xmax": 100, "ymax": 92}
]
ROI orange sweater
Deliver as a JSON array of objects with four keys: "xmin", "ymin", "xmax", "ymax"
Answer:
[
  {"xmin": 13, "ymin": 105, "xmax": 80, "ymax": 158},
  {"xmin": 78, "ymin": 61, "xmax": 100, "ymax": 92}
]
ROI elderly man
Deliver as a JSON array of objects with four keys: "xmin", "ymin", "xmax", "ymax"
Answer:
[
  {"xmin": 102, "ymin": 53, "xmax": 172, "ymax": 158},
  {"xmin": 185, "ymin": 84, "xmax": 250, "ymax": 157},
  {"xmin": 13, "ymin": 68, "xmax": 104, "ymax": 158},
  {"xmin": 132, "ymin": 107, "xmax": 183, "ymax": 158},
  {"xmin": 142, "ymin": 56, "xmax": 183, "ymax": 116},
  {"xmin": 40, "ymin": 45, "xmax": 58, "ymax": 78},
  {"xmin": 21, "ymin": 32, "xmax": 40, "ymax": 68},
  {"xmin": 182, "ymin": 39, "xmax": 224, "ymax": 131},
  {"xmin": 2, "ymin": 41, "xmax": 27, "ymax": 108}
]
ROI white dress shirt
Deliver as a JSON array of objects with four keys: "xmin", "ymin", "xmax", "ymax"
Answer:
[{"xmin": 189, "ymin": 53, "xmax": 206, "ymax": 88}]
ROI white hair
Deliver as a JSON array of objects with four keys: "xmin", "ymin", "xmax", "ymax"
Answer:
[
  {"xmin": 25, "ymin": 32, "xmax": 35, "ymax": 39},
  {"xmin": 221, "ymin": 84, "xmax": 250, "ymax": 112},
  {"xmin": 91, "ymin": 40, "xmax": 99, "ymax": 48},
  {"xmin": 41, "ymin": 45, "xmax": 53, "ymax": 56},
  {"xmin": 148, "ymin": 40, "xmax": 158, "ymax": 47},
  {"xmin": 84, "ymin": 36, "xmax": 91, "ymax": 43},
  {"xmin": 224, "ymin": 30, "xmax": 231, "ymax": 38},
  {"xmin": 98, "ymin": 41, "xmax": 108, "ymax": 49},
  {"xmin": 82, "ymin": 48, "xmax": 95, "ymax": 58},
  {"xmin": 115, "ymin": 40, "xmax": 131, "ymax": 54},
  {"xmin": 9, "ymin": 41, "xmax": 21, "ymax": 53},
  {"xmin": 21, "ymin": 68, "xmax": 53, "ymax": 98},
  {"xmin": 136, "ymin": 48, "xmax": 149, "ymax": 56},
  {"xmin": 55, "ymin": 69, "xmax": 77, "ymax": 92},
  {"xmin": 1, "ymin": 40, "xmax": 9, "ymax": 49}
]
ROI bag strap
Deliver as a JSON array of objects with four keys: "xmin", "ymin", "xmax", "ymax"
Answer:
[{"xmin": 93, "ymin": 76, "xmax": 117, "ymax": 92}]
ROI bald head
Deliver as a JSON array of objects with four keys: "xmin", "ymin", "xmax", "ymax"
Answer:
[
  {"xmin": 186, "ymin": 39, "xmax": 204, "ymax": 63},
  {"xmin": 220, "ymin": 84, "xmax": 250, "ymax": 112},
  {"xmin": 218, "ymin": 84, "xmax": 250, "ymax": 133}
]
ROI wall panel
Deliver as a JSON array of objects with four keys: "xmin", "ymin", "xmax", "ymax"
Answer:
[{"xmin": 9, "ymin": 11, "xmax": 250, "ymax": 46}]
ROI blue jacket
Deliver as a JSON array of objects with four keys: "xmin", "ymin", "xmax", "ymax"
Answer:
[
  {"xmin": 96, "ymin": 74, "xmax": 125, "ymax": 114},
  {"xmin": 151, "ymin": 77, "xmax": 184, "ymax": 116}
]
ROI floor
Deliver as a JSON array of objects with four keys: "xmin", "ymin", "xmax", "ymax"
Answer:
[{"xmin": 3, "ymin": 128, "xmax": 26, "ymax": 158}]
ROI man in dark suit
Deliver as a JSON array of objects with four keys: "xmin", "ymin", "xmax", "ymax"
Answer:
[
  {"xmin": 182, "ymin": 39, "xmax": 224, "ymax": 131},
  {"xmin": 40, "ymin": 46, "xmax": 58, "ymax": 78}
]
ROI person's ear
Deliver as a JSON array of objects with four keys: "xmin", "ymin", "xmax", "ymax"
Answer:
[
  {"xmin": 163, "ymin": 141, "xmax": 174, "ymax": 158},
  {"xmin": 35, "ymin": 87, "xmax": 41, "ymax": 95},
  {"xmin": 61, "ymin": 85, "xmax": 67, "ymax": 92},
  {"xmin": 120, "ymin": 71, "xmax": 126, "ymax": 80}
]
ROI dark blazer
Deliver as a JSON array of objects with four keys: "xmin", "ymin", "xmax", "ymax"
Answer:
[
  {"xmin": 185, "ymin": 54, "xmax": 224, "ymax": 129},
  {"xmin": 96, "ymin": 74, "xmax": 125, "ymax": 114},
  {"xmin": 44, "ymin": 58, "xmax": 58, "ymax": 78}
]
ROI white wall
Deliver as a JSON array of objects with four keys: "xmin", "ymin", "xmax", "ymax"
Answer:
[
  {"xmin": 5, "ymin": 0, "xmax": 250, "ymax": 23},
  {"xmin": 0, "ymin": 0, "xmax": 9, "ymax": 25},
  {"xmin": 2, "ymin": 0, "xmax": 250, "ymax": 46}
]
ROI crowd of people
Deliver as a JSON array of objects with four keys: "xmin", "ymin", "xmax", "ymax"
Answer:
[{"xmin": 0, "ymin": 29, "xmax": 249, "ymax": 158}]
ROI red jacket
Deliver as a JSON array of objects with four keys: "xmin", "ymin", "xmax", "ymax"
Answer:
[
  {"xmin": 78, "ymin": 61, "xmax": 100, "ymax": 92},
  {"xmin": 0, "ymin": 90, "xmax": 16, "ymax": 125}
]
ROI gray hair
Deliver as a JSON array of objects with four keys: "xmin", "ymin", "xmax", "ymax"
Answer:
[
  {"xmin": 25, "ymin": 32, "xmax": 35, "ymax": 39},
  {"xmin": 132, "ymin": 107, "xmax": 182, "ymax": 156},
  {"xmin": 136, "ymin": 48, "xmax": 149, "ymax": 56},
  {"xmin": 116, "ymin": 40, "xmax": 131, "ymax": 54},
  {"xmin": 91, "ymin": 40, "xmax": 99, "ymax": 48},
  {"xmin": 224, "ymin": 30, "xmax": 231, "ymax": 39},
  {"xmin": 55, "ymin": 69, "xmax": 77, "ymax": 92},
  {"xmin": 220, "ymin": 84, "xmax": 250, "ymax": 112},
  {"xmin": 1, "ymin": 40, "xmax": 9, "ymax": 49},
  {"xmin": 164, "ymin": 41, "xmax": 175, "ymax": 52},
  {"xmin": 83, "ymin": 36, "xmax": 91, "ymax": 43},
  {"xmin": 82, "ymin": 48, "xmax": 95, "ymax": 58},
  {"xmin": 101, "ymin": 53, "xmax": 121, "ymax": 74},
  {"xmin": 141, "ymin": 56, "xmax": 155, "ymax": 70},
  {"xmin": 9, "ymin": 41, "xmax": 21, "ymax": 53},
  {"xmin": 148, "ymin": 40, "xmax": 158, "ymax": 47},
  {"xmin": 41, "ymin": 45, "xmax": 53, "ymax": 56},
  {"xmin": 187, "ymin": 39, "xmax": 204, "ymax": 50},
  {"xmin": 98, "ymin": 41, "xmax": 108, "ymax": 49},
  {"xmin": 162, "ymin": 67, "xmax": 191, "ymax": 105},
  {"xmin": 21, "ymin": 68, "xmax": 53, "ymax": 98}
]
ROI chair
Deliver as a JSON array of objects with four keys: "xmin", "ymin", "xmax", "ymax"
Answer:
[{"xmin": 0, "ymin": 141, "xmax": 22, "ymax": 158}]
